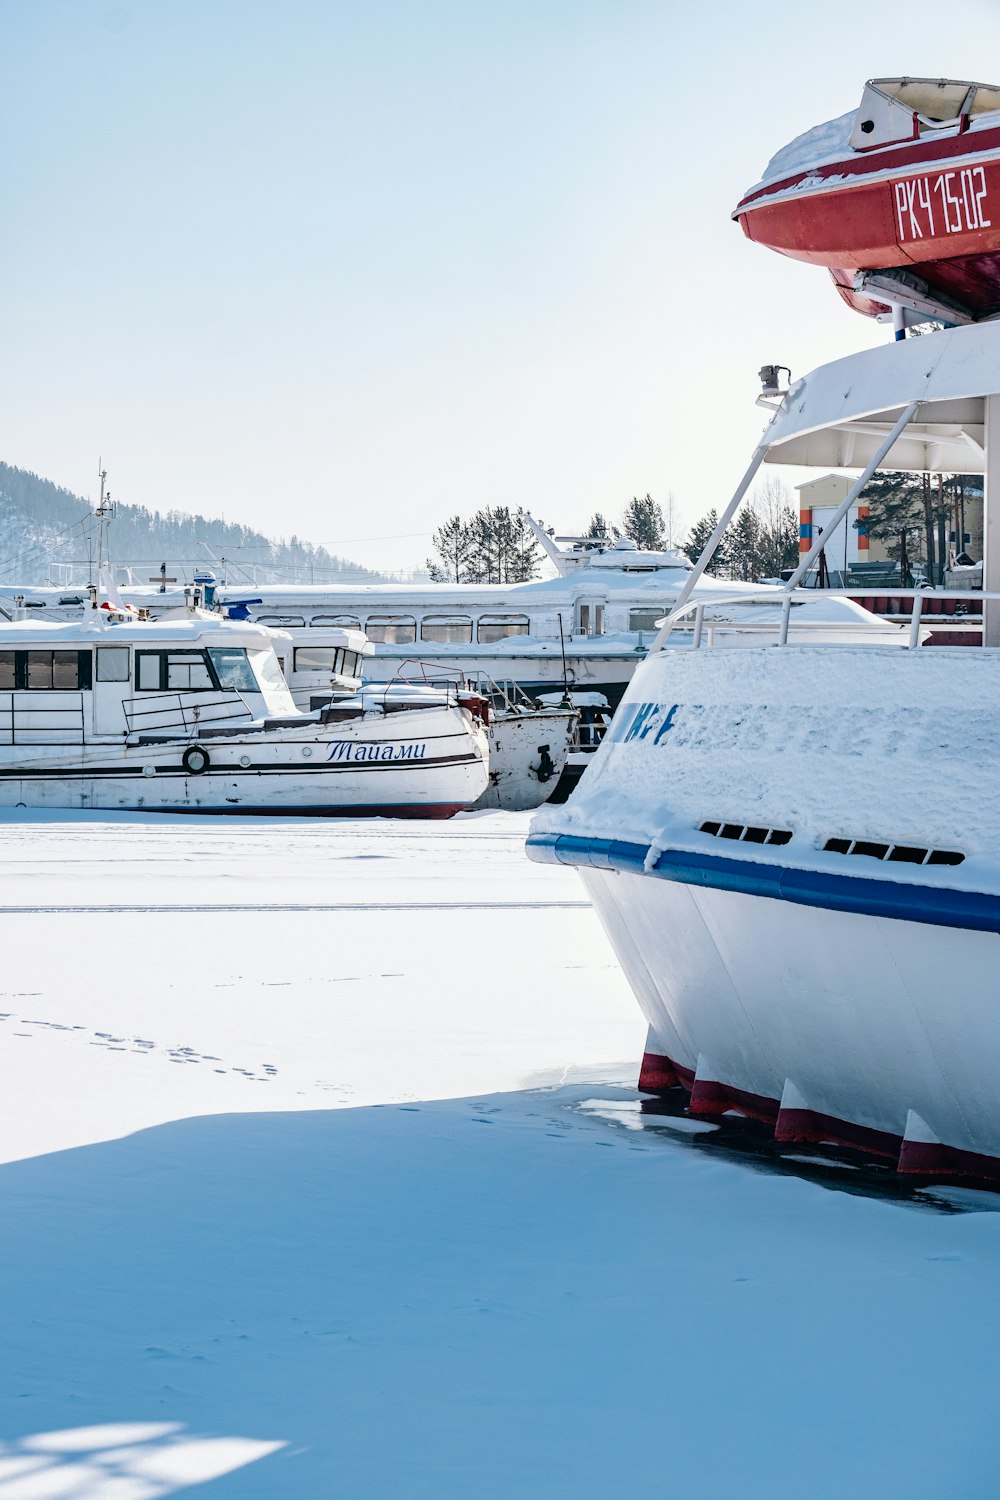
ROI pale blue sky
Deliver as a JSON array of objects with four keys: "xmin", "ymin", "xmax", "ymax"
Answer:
[{"xmin": 1, "ymin": 0, "xmax": 995, "ymax": 568}]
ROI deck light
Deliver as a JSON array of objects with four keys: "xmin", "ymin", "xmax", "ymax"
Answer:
[{"xmin": 759, "ymin": 364, "xmax": 791, "ymax": 398}]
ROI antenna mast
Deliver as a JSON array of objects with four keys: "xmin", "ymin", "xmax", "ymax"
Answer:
[{"xmin": 90, "ymin": 461, "xmax": 117, "ymax": 608}]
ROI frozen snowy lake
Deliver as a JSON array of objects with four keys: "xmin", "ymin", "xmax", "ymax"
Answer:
[{"xmin": 0, "ymin": 809, "xmax": 997, "ymax": 1498}]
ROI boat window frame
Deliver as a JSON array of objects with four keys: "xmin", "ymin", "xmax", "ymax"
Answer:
[
  {"xmin": 476, "ymin": 613, "xmax": 531, "ymax": 643},
  {"xmin": 420, "ymin": 614, "xmax": 474, "ymax": 645},
  {"xmin": 628, "ymin": 607, "xmax": 667, "ymax": 632},
  {"xmin": 96, "ymin": 646, "xmax": 131, "ymax": 683},
  {"xmin": 207, "ymin": 646, "xmax": 258, "ymax": 693},
  {"xmin": 293, "ymin": 645, "xmax": 348, "ymax": 674},
  {"xmin": 0, "ymin": 649, "xmax": 93, "ymax": 692},
  {"xmin": 134, "ymin": 648, "xmax": 222, "ymax": 693},
  {"xmin": 364, "ymin": 614, "xmax": 417, "ymax": 645}
]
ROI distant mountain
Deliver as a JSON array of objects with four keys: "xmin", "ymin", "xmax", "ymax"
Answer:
[{"xmin": 0, "ymin": 462, "xmax": 391, "ymax": 587}]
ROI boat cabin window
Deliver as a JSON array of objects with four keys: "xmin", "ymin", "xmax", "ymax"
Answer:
[
  {"xmin": 96, "ymin": 646, "xmax": 130, "ymax": 682},
  {"xmin": 365, "ymin": 614, "xmax": 416, "ymax": 645},
  {"xmin": 136, "ymin": 649, "xmax": 216, "ymax": 692},
  {"xmin": 249, "ymin": 650, "xmax": 288, "ymax": 693},
  {"xmin": 476, "ymin": 613, "xmax": 530, "ymax": 643},
  {"xmin": 257, "ymin": 614, "xmax": 306, "ymax": 627},
  {"xmin": 629, "ymin": 607, "xmax": 666, "ymax": 632},
  {"xmin": 208, "ymin": 648, "xmax": 257, "ymax": 693},
  {"xmin": 0, "ymin": 650, "xmax": 93, "ymax": 690},
  {"xmin": 24, "ymin": 651, "xmax": 91, "ymax": 690},
  {"xmin": 293, "ymin": 646, "xmax": 355, "ymax": 674},
  {"xmin": 420, "ymin": 615, "xmax": 473, "ymax": 644},
  {"xmin": 577, "ymin": 602, "xmax": 605, "ymax": 636},
  {"xmin": 311, "ymin": 614, "xmax": 361, "ymax": 628}
]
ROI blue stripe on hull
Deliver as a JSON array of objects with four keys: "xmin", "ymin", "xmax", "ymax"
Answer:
[{"xmin": 526, "ymin": 832, "xmax": 1000, "ymax": 933}]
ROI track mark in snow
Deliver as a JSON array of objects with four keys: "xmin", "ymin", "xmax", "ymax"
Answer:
[{"xmin": 0, "ymin": 1010, "xmax": 278, "ymax": 1084}]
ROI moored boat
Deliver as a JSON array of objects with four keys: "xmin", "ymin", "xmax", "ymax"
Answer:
[
  {"xmin": 529, "ymin": 318, "xmax": 1000, "ymax": 1183},
  {"xmin": 734, "ymin": 77, "xmax": 1000, "ymax": 327},
  {"xmin": 0, "ymin": 610, "xmax": 488, "ymax": 817}
]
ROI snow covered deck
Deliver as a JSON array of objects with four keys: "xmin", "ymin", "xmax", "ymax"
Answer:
[{"xmin": 0, "ymin": 812, "xmax": 997, "ymax": 1496}]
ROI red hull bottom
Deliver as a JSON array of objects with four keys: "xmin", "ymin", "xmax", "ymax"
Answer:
[
  {"xmin": 157, "ymin": 803, "xmax": 469, "ymax": 819},
  {"xmin": 638, "ymin": 1049, "xmax": 1000, "ymax": 1186}
]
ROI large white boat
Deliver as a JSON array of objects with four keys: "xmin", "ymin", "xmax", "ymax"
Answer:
[
  {"xmin": 0, "ymin": 610, "xmax": 488, "ymax": 816},
  {"xmin": 529, "ymin": 319, "xmax": 1000, "ymax": 1184},
  {"xmin": 201, "ymin": 521, "xmax": 899, "ymax": 702},
  {"xmin": 0, "ymin": 519, "xmax": 904, "ymax": 712}
]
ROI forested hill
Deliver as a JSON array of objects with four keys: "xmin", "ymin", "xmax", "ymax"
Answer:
[{"xmin": 0, "ymin": 462, "xmax": 390, "ymax": 586}]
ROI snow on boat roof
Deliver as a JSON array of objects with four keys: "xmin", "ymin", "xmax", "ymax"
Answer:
[
  {"xmin": 751, "ymin": 109, "xmax": 855, "ymax": 193},
  {"xmin": 216, "ymin": 568, "xmax": 692, "ymax": 608},
  {"xmin": 746, "ymin": 77, "xmax": 1000, "ymax": 196},
  {"xmin": 760, "ymin": 320, "xmax": 1000, "ymax": 472},
  {"xmin": 0, "ymin": 618, "xmax": 278, "ymax": 647}
]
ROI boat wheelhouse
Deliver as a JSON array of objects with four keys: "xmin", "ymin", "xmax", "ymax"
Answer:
[
  {"xmin": 734, "ymin": 76, "xmax": 1000, "ymax": 328},
  {"xmin": 0, "ymin": 612, "xmax": 488, "ymax": 817},
  {"xmin": 529, "ymin": 317, "xmax": 1000, "ymax": 1183}
]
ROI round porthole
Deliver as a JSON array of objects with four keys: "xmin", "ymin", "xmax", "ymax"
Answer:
[
  {"xmin": 143, "ymin": 765, "xmax": 156, "ymax": 777},
  {"xmin": 860, "ymin": 119, "xmax": 875, "ymax": 134},
  {"xmin": 240, "ymin": 755, "xmax": 252, "ymax": 768},
  {"xmin": 302, "ymin": 745, "xmax": 313, "ymax": 758}
]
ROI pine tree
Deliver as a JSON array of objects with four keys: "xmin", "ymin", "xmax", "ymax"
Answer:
[
  {"xmin": 439, "ymin": 506, "xmax": 542, "ymax": 584},
  {"xmin": 620, "ymin": 494, "xmax": 665, "ymax": 550},
  {"xmin": 586, "ymin": 512, "xmax": 613, "ymax": 542},
  {"xmin": 728, "ymin": 506, "xmax": 762, "ymax": 582},
  {"xmin": 427, "ymin": 515, "xmax": 473, "ymax": 582},
  {"xmin": 752, "ymin": 476, "xmax": 799, "ymax": 578},
  {"xmin": 856, "ymin": 473, "xmax": 926, "ymax": 585},
  {"xmin": 683, "ymin": 509, "xmax": 729, "ymax": 574}
]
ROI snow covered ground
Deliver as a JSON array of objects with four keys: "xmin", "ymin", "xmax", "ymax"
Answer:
[{"xmin": 0, "ymin": 810, "xmax": 998, "ymax": 1498}]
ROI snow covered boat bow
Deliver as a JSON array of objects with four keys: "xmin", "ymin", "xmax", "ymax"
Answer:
[
  {"xmin": 734, "ymin": 77, "xmax": 1000, "ymax": 327},
  {"xmin": 529, "ymin": 317, "xmax": 1000, "ymax": 1184}
]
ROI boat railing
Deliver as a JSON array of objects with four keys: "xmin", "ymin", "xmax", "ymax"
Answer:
[
  {"xmin": 0, "ymin": 694, "xmax": 85, "ymax": 746},
  {"xmin": 657, "ymin": 589, "xmax": 1000, "ymax": 652},
  {"xmin": 123, "ymin": 691, "xmax": 255, "ymax": 737}
]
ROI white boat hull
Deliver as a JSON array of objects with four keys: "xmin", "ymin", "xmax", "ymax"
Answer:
[
  {"xmin": 577, "ymin": 865, "xmax": 1000, "ymax": 1175},
  {"xmin": 528, "ymin": 643, "xmax": 1000, "ymax": 1181},
  {"xmin": 475, "ymin": 708, "xmax": 577, "ymax": 812},
  {"xmin": 0, "ymin": 710, "xmax": 488, "ymax": 817}
]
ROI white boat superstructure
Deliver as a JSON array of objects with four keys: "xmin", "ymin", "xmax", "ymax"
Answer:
[
  {"xmin": 266, "ymin": 625, "xmax": 372, "ymax": 712},
  {"xmin": 206, "ymin": 542, "xmax": 905, "ymax": 709},
  {"xmin": 0, "ymin": 613, "xmax": 488, "ymax": 817},
  {"xmin": 530, "ymin": 317, "xmax": 1000, "ymax": 1184},
  {"xmin": 0, "ymin": 522, "xmax": 908, "ymax": 714}
]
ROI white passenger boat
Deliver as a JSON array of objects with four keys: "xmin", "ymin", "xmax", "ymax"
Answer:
[
  {"xmin": 529, "ymin": 319, "xmax": 1000, "ymax": 1184},
  {"xmin": 0, "ymin": 611, "xmax": 488, "ymax": 816}
]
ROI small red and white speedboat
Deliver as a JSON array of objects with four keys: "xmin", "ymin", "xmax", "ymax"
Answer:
[{"xmin": 734, "ymin": 77, "xmax": 1000, "ymax": 328}]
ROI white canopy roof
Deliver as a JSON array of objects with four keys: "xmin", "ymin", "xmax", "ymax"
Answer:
[{"xmin": 760, "ymin": 321, "xmax": 1000, "ymax": 473}]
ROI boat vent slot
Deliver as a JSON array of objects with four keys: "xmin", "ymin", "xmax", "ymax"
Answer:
[
  {"xmin": 822, "ymin": 837, "xmax": 964, "ymax": 867},
  {"xmin": 700, "ymin": 821, "xmax": 792, "ymax": 846}
]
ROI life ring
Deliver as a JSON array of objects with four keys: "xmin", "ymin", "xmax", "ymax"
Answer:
[{"xmin": 182, "ymin": 745, "xmax": 210, "ymax": 776}]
